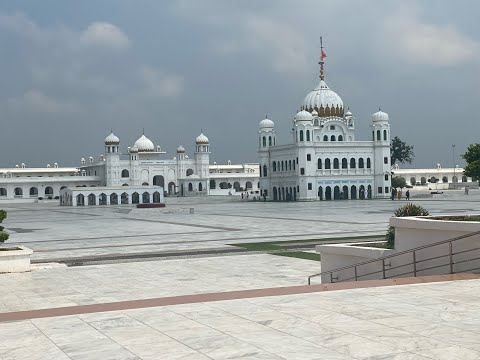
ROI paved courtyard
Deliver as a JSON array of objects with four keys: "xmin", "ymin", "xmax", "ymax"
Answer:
[{"xmin": 0, "ymin": 191, "xmax": 480, "ymax": 359}]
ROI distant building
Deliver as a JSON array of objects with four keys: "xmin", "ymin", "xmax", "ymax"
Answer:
[{"xmin": 258, "ymin": 50, "xmax": 391, "ymax": 201}]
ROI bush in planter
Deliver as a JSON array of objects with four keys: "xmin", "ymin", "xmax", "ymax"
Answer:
[
  {"xmin": 386, "ymin": 203, "xmax": 429, "ymax": 248},
  {"xmin": 0, "ymin": 209, "xmax": 9, "ymax": 245}
]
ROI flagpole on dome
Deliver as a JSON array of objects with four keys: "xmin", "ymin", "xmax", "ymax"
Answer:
[{"xmin": 319, "ymin": 36, "xmax": 327, "ymax": 81}]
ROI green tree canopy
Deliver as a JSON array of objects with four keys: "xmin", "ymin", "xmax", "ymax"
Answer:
[
  {"xmin": 0, "ymin": 209, "xmax": 9, "ymax": 245},
  {"xmin": 462, "ymin": 144, "xmax": 480, "ymax": 180},
  {"xmin": 391, "ymin": 176, "xmax": 407, "ymax": 189},
  {"xmin": 391, "ymin": 136, "xmax": 414, "ymax": 165}
]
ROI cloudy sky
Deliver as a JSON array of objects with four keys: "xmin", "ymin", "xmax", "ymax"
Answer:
[{"xmin": 0, "ymin": 0, "xmax": 478, "ymax": 168}]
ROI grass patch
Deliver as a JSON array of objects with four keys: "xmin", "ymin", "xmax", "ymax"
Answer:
[
  {"xmin": 350, "ymin": 242, "xmax": 390, "ymax": 249},
  {"xmin": 274, "ymin": 251, "xmax": 320, "ymax": 261},
  {"xmin": 231, "ymin": 235, "xmax": 383, "ymax": 261},
  {"xmin": 430, "ymin": 215, "xmax": 480, "ymax": 222}
]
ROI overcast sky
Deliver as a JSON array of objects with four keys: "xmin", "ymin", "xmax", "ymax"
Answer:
[{"xmin": 0, "ymin": 0, "xmax": 478, "ymax": 168}]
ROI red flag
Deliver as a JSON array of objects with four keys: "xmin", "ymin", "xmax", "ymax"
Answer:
[{"xmin": 321, "ymin": 49, "xmax": 327, "ymax": 59}]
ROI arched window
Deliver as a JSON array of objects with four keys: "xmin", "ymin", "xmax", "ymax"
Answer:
[
  {"xmin": 359, "ymin": 158, "xmax": 364, "ymax": 168},
  {"xmin": 45, "ymin": 186, "xmax": 53, "ymax": 195},
  {"xmin": 60, "ymin": 186, "xmax": 67, "ymax": 190},
  {"xmin": 0, "ymin": 188, "xmax": 7, "ymax": 196},
  {"xmin": 350, "ymin": 158, "xmax": 356, "ymax": 168},
  {"xmin": 188, "ymin": 183, "xmax": 193, "ymax": 191},
  {"xmin": 317, "ymin": 158, "xmax": 322, "ymax": 169},
  {"xmin": 442, "ymin": 176, "xmax": 448, "ymax": 183},
  {"xmin": 88, "ymin": 193, "xmax": 96, "ymax": 205},
  {"xmin": 153, "ymin": 175, "xmax": 164, "ymax": 187},
  {"xmin": 273, "ymin": 162, "xmax": 276, "ymax": 172},
  {"xmin": 299, "ymin": 130, "xmax": 304, "ymax": 141},
  {"xmin": 199, "ymin": 183, "xmax": 203, "ymax": 191},
  {"xmin": 153, "ymin": 192, "xmax": 161, "ymax": 203},
  {"xmin": 410, "ymin": 177, "xmax": 416, "ymax": 185},
  {"xmin": 293, "ymin": 160, "xmax": 295, "ymax": 170},
  {"xmin": 462, "ymin": 175, "xmax": 468, "ymax": 182},
  {"xmin": 421, "ymin": 177, "xmax": 426, "ymax": 185},
  {"xmin": 342, "ymin": 158, "xmax": 347, "ymax": 169},
  {"xmin": 306, "ymin": 130, "xmax": 310, "ymax": 141},
  {"xmin": 76, "ymin": 194, "xmax": 85, "ymax": 206},
  {"xmin": 121, "ymin": 192, "xmax": 129, "ymax": 204},
  {"xmin": 325, "ymin": 158, "xmax": 331, "ymax": 170},
  {"xmin": 263, "ymin": 165, "xmax": 267, "ymax": 177},
  {"xmin": 29, "ymin": 187, "xmax": 38, "ymax": 196},
  {"xmin": 219, "ymin": 182, "xmax": 228, "ymax": 189},
  {"xmin": 186, "ymin": 169, "xmax": 194, "ymax": 176},
  {"xmin": 262, "ymin": 136, "xmax": 266, "ymax": 147},
  {"xmin": 376, "ymin": 130, "xmax": 381, "ymax": 141},
  {"xmin": 99, "ymin": 193, "xmax": 107, "ymax": 205},
  {"xmin": 110, "ymin": 193, "xmax": 118, "ymax": 205},
  {"xmin": 269, "ymin": 136, "xmax": 272, "ymax": 146},
  {"xmin": 372, "ymin": 131, "xmax": 375, "ymax": 141},
  {"xmin": 331, "ymin": 135, "xmax": 336, "ymax": 141},
  {"xmin": 338, "ymin": 135, "xmax": 343, "ymax": 141},
  {"xmin": 383, "ymin": 130, "xmax": 387, "ymax": 141},
  {"xmin": 323, "ymin": 135, "xmax": 328, "ymax": 141},
  {"xmin": 132, "ymin": 192, "xmax": 139, "ymax": 204},
  {"xmin": 366, "ymin": 158, "xmax": 371, "ymax": 168},
  {"xmin": 233, "ymin": 182, "xmax": 241, "ymax": 191},
  {"xmin": 289, "ymin": 160, "xmax": 292, "ymax": 171},
  {"xmin": 121, "ymin": 169, "xmax": 129, "ymax": 178},
  {"xmin": 333, "ymin": 158, "xmax": 339, "ymax": 169},
  {"xmin": 246, "ymin": 181, "xmax": 252, "ymax": 189}
]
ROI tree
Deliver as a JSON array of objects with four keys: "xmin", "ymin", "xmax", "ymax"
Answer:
[
  {"xmin": 391, "ymin": 136, "xmax": 414, "ymax": 165},
  {"xmin": 391, "ymin": 176, "xmax": 406, "ymax": 189},
  {"xmin": 462, "ymin": 143, "xmax": 480, "ymax": 180},
  {"xmin": 0, "ymin": 210, "xmax": 9, "ymax": 245}
]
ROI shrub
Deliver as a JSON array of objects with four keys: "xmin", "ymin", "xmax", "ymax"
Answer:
[
  {"xmin": 0, "ymin": 209, "xmax": 9, "ymax": 245},
  {"xmin": 386, "ymin": 203, "xmax": 429, "ymax": 248}
]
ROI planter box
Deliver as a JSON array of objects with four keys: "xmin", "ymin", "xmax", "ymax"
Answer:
[
  {"xmin": 0, "ymin": 246, "xmax": 33, "ymax": 273},
  {"xmin": 316, "ymin": 243, "xmax": 394, "ymax": 283}
]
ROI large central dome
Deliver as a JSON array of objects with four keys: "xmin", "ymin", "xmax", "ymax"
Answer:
[{"xmin": 301, "ymin": 80, "xmax": 344, "ymax": 118}]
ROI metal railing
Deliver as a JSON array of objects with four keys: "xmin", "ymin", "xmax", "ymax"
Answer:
[{"xmin": 308, "ymin": 230, "xmax": 480, "ymax": 285}]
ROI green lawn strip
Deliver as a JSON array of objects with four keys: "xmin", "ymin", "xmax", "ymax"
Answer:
[
  {"xmin": 232, "ymin": 234, "xmax": 383, "ymax": 251},
  {"xmin": 273, "ymin": 251, "xmax": 320, "ymax": 261}
]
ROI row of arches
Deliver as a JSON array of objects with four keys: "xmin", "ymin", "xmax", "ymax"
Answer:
[
  {"xmin": 2, "ymin": 186, "xmax": 67, "ymax": 198},
  {"xmin": 261, "ymin": 135, "xmax": 276, "ymax": 147},
  {"xmin": 209, "ymin": 180, "xmax": 255, "ymax": 191},
  {"xmin": 406, "ymin": 175, "xmax": 467, "ymax": 185},
  {"xmin": 318, "ymin": 157, "xmax": 371, "ymax": 170},
  {"xmin": 318, "ymin": 185, "xmax": 372, "ymax": 200},
  {"xmin": 273, "ymin": 159, "xmax": 296, "ymax": 172},
  {"xmin": 75, "ymin": 191, "xmax": 162, "ymax": 206},
  {"xmin": 298, "ymin": 130, "xmax": 345, "ymax": 142},
  {"xmin": 272, "ymin": 186, "xmax": 297, "ymax": 201}
]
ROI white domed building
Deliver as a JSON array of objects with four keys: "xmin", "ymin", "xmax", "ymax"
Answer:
[{"xmin": 258, "ymin": 50, "xmax": 393, "ymax": 201}]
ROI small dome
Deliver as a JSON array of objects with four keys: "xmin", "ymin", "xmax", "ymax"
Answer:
[
  {"xmin": 372, "ymin": 110, "xmax": 389, "ymax": 122},
  {"xmin": 134, "ymin": 134, "xmax": 155, "ymax": 152},
  {"xmin": 105, "ymin": 132, "xmax": 120, "ymax": 145},
  {"xmin": 130, "ymin": 145, "xmax": 139, "ymax": 153},
  {"xmin": 311, "ymin": 109, "xmax": 318, "ymax": 117},
  {"xmin": 294, "ymin": 110, "xmax": 313, "ymax": 122},
  {"xmin": 259, "ymin": 117, "xmax": 274, "ymax": 129},
  {"xmin": 196, "ymin": 133, "xmax": 209, "ymax": 144},
  {"xmin": 177, "ymin": 145, "xmax": 185, "ymax": 153},
  {"xmin": 345, "ymin": 110, "xmax": 353, "ymax": 117}
]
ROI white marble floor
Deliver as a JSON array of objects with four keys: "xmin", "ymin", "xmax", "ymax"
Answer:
[{"xmin": 1, "ymin": 279, "xmax": 479, "ymax": 359}]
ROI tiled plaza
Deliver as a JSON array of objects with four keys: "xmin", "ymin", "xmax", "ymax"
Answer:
[{"xmin": 1, "ymin": 191, "xmax": 480, "ymax": 359}]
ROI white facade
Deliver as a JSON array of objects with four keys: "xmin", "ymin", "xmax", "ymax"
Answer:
[
  {"xmin": 0, "ymin": 131, "xmax": 261, "ymax": 202},
  {"xmin": 60, "ymin": 186, "xmax": 164, "ymax": 206},
  {"xmin": 258, "ymin": 55, "xmax": 391, "ymax": 201}
]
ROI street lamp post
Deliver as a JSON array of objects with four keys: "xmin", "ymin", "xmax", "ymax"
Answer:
[{"xmin": 452, "ymin": 144, "xmax": 456, "ymax": 189}]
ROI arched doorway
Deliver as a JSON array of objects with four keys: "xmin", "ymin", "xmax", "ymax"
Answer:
[
  {"xmin": 199, "ymin": 183, "xmax": 203, "ymax": 192},
  {"xmin": 245, "ymin": 181, "xmax": 252, "ymax": 189},
  {"xmin": 76, "ymin": 194, "xmax": 85, "ymax": 206},
  {"xmin": 188, "ymin": 183, "xmax": 193, "ymax": 192},
  {"xmin": 153, "ymin": 191, "xmax": 161, "ymax": 203},
  {"xmin": 351, "ymin": 185, "xmax": 357, "ymax": 200},
  {"xmin": 421, "ymin": 177, "xmax": 426, "ymax": 185},
  {"xmin": 209, "ymin": 180, "xmax": 216, "ymax": 190},
  {"xmin": 233, "ymin": 182, "xmax": 241, "ymax": 192},
  {"xmin": 452, "ymin": 176, "xmax": 458, "ymax": 183},
  {"xmin": 462, "ymin": 175, "xmax": 467, "ymax": 182},
  {"xmin": 45, "ymin": 186, "xmax": 53, "ymax": 197},
  {"xmin": 14, "ymin": 187, "xmax": 23, "ymax": 197},
  {"xmin": 153, "ymin": 175, "xmax": 165, "ymax": 187},
  {"xmin": 367, "ymin": 185, "xmax": 372, "ymax": 199},
  {"xmin": 293, "ymin": 187, "xmax": 297, "ymax": 201},
  {"xmin": 318, "ymin": 186, "xmax": 323, "ymax": 200},
  {"xmin": 410, "ymin": 177, "xmax": 416, "ymax": 185},
  {"xmin": 30, "ymin": 187, "xmax": 38, "ymax": 196},
  {"xmin": 99, "ymin": 193, "xmax": 107, "ymax": 205},
  {"xmin": 88, "ymin": 193, "xmax": 96, "ymax": 205},
  {"xmin": 132, "ymin": 192, "xmax": 139, "ymax": 204},
  {"xmin": 334, "ymin": 186, "xmax": 341, "ymax": 200},
  {"xmin": 121, "ymin": 192, "xmax": 129, "ymax": 204},
  {"xmin": 273, "ymin": 187, "xmax": 278, "ymax": 201},
  {"xmin": 168, "ymin": 182, "xmax": 176, "ymax": 195},
  {"xmin": 110, "ymin": 193, "xmax": 118, "ymax": 205},
  {"xmin": 359, "ymin": 185, "xmax": 366, "ymax": 200},
  {"xmin": 142, "ymin": 192, "xmax": 150, "ymax": 203},
  {"xmin": 325, "ymin": 186, "xmax": 332, "ymax": 200},
  {"xmin": 342, "ymin": 185, "xmax": 349, "ymax": 200}
]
